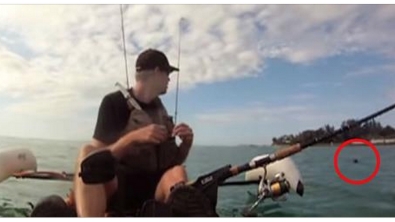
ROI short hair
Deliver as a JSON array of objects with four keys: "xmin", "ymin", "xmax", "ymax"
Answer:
[{"xmin": 135, "ymin": 70, "xmax": 153, "ymax": 81}]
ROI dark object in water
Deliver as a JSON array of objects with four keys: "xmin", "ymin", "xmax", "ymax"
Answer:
[{"xmin": 353, "ymin": 159, "xmax": 359, "ymax": 163}]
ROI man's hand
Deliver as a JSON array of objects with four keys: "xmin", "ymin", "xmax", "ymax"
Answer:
[
  {"xmin": 172, "ymin": 123, "xmax": 194, "ymax": 144},
  {"xmin": 171, "ymin": 123, "xmax": 194, "ymax": 164},
  {"xmin": 110, "ymin": 124, "xmax": 168, "ymax": 160},
  {"xmin": 133, "ymin": 124, "xmax": 169, "ymax": 144}
]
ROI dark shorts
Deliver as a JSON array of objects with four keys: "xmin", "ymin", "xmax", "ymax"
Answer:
[{"xmin": 106, "ymin": 168, "xmax": 166, "ymax": 216}]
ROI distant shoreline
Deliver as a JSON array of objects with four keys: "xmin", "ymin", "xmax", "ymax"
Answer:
[{"xmin": 272, "ymin": 141, "xmax": 395, "ymax": 147}]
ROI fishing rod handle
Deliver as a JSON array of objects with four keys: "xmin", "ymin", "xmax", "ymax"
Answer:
[
  {"xmin": 274, "ymin": 143, "xmax": 302, "ymax": 160},
  {"xmin": 227, "ymin": 144, "xmax": 300, "ymax": 178}
]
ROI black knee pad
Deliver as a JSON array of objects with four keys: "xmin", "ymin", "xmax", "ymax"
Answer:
[
  {"xmin": 79, "ymin": 150, "xmax": 116, "ymax": 184},
  {"xmin": 30, "ymin": 195, "xmax": 76, "ymax": 217}
]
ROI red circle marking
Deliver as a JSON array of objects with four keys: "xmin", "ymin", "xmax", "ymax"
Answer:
[{"xmin": 334, "ymin": 138, "xmax": 381, "ymax": 185}]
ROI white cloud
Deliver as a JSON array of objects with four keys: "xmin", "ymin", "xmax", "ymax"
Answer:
[
  {"xmin": 1, "ymin": 5, "xmax": 395, "ymax": 96},
  {"xmin": 196, "ymin": 104, "xmax": 345, "ymax": 127},
  {"xmin": 4, "ymin": 91, "xmax": 97, "ymax": 119},
  {"xmin": 344, "ymin": 64, "xmax": 395, "ymax": 78},
  {"xmin": 193, "ymin": 103, "xmax": 352, "ymax": 145},
  {"xmin": 257, "ymin": 5, "xmax": 395, "ymax": 63},
  {"xmin": 0, "ymin": 5, "xmax": 395, "ymax": 140}
]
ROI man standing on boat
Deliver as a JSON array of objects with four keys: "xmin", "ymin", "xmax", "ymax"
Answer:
[{"xmin": 31, "ymin": 49, "xmax": 216, "ymax": 217}]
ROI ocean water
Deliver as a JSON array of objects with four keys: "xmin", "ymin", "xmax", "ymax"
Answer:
[{"xmin": 0, "ymin": 136, "xmax": 395, "ymax": 217}]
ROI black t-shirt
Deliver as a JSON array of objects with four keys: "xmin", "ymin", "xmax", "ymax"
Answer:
[{"xmin": 92, "ymin": 90, "xmax": 159, "ymax": 145}]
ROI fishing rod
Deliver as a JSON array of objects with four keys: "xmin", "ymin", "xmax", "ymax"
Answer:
[
  {"xmin": 6, "ymin": 102, "xmax": 395, "ymax": 217},
  {"xmin": 8, "ymin": 17, "xmax": 189, "ymax": 183},
  {"xmin": 200, "ymin": 102, "xmax": 395, "ymax": 184},
  {"xmin": 179, "ymin": 102, "xmax": 395, "ymax": 212},
  {"xmin": 10, "ymin": 5, "xmax": 131, "ymax": 183},
  {"xmin": 10, "ymin": 102, "xmax": 395, "ymax": 185},
  {"xmin": 119, "ymin": 4, "xmax": 130, "ymax": 89},
  {"xmin": 174, "ymin": 18, "xmax": 183, "ymax": 125}
]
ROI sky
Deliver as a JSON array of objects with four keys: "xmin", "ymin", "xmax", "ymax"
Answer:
[{"xmin": 0, "ymin": 4, "xmax": 394, "ymax": 146}]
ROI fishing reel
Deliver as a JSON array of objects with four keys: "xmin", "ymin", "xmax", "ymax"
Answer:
[
  {"xmin": 257, "ymin": 172, "xmax": 290, "ymax": 201},
  {"xmin": 242, "ymin": 169, "xmax": 290, "ymax": 217}
]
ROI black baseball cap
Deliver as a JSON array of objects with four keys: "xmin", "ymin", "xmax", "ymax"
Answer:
[{"xmin": 135, "ymin": 49, "xmax": 179, "ymax": 74}]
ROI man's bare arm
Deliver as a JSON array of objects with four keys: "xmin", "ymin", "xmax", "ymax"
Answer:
[
  {"xmin": 89, "ymin": 138, "xmax": 109, "ymax": 149},
  {"xmin": 93, "ymin": 124, "xmax": 168, "ymax": 160},
  {"xmin": 176, "ymin": 140, "xmax": 193, "ymax": 164}
]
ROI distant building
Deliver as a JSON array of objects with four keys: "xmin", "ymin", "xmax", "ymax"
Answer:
[{"xmin": 370, "ymin": 138, "xmax": 395, "ymax": 144}]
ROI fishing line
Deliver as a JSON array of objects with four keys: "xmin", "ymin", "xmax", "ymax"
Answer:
[
  {"xmin": 120, "ymin": 4, "xmax": 130, "ymax": 89},
  {"xmin": 174, "ymin": 18, "xmax": 183, "ymax": 125}
]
